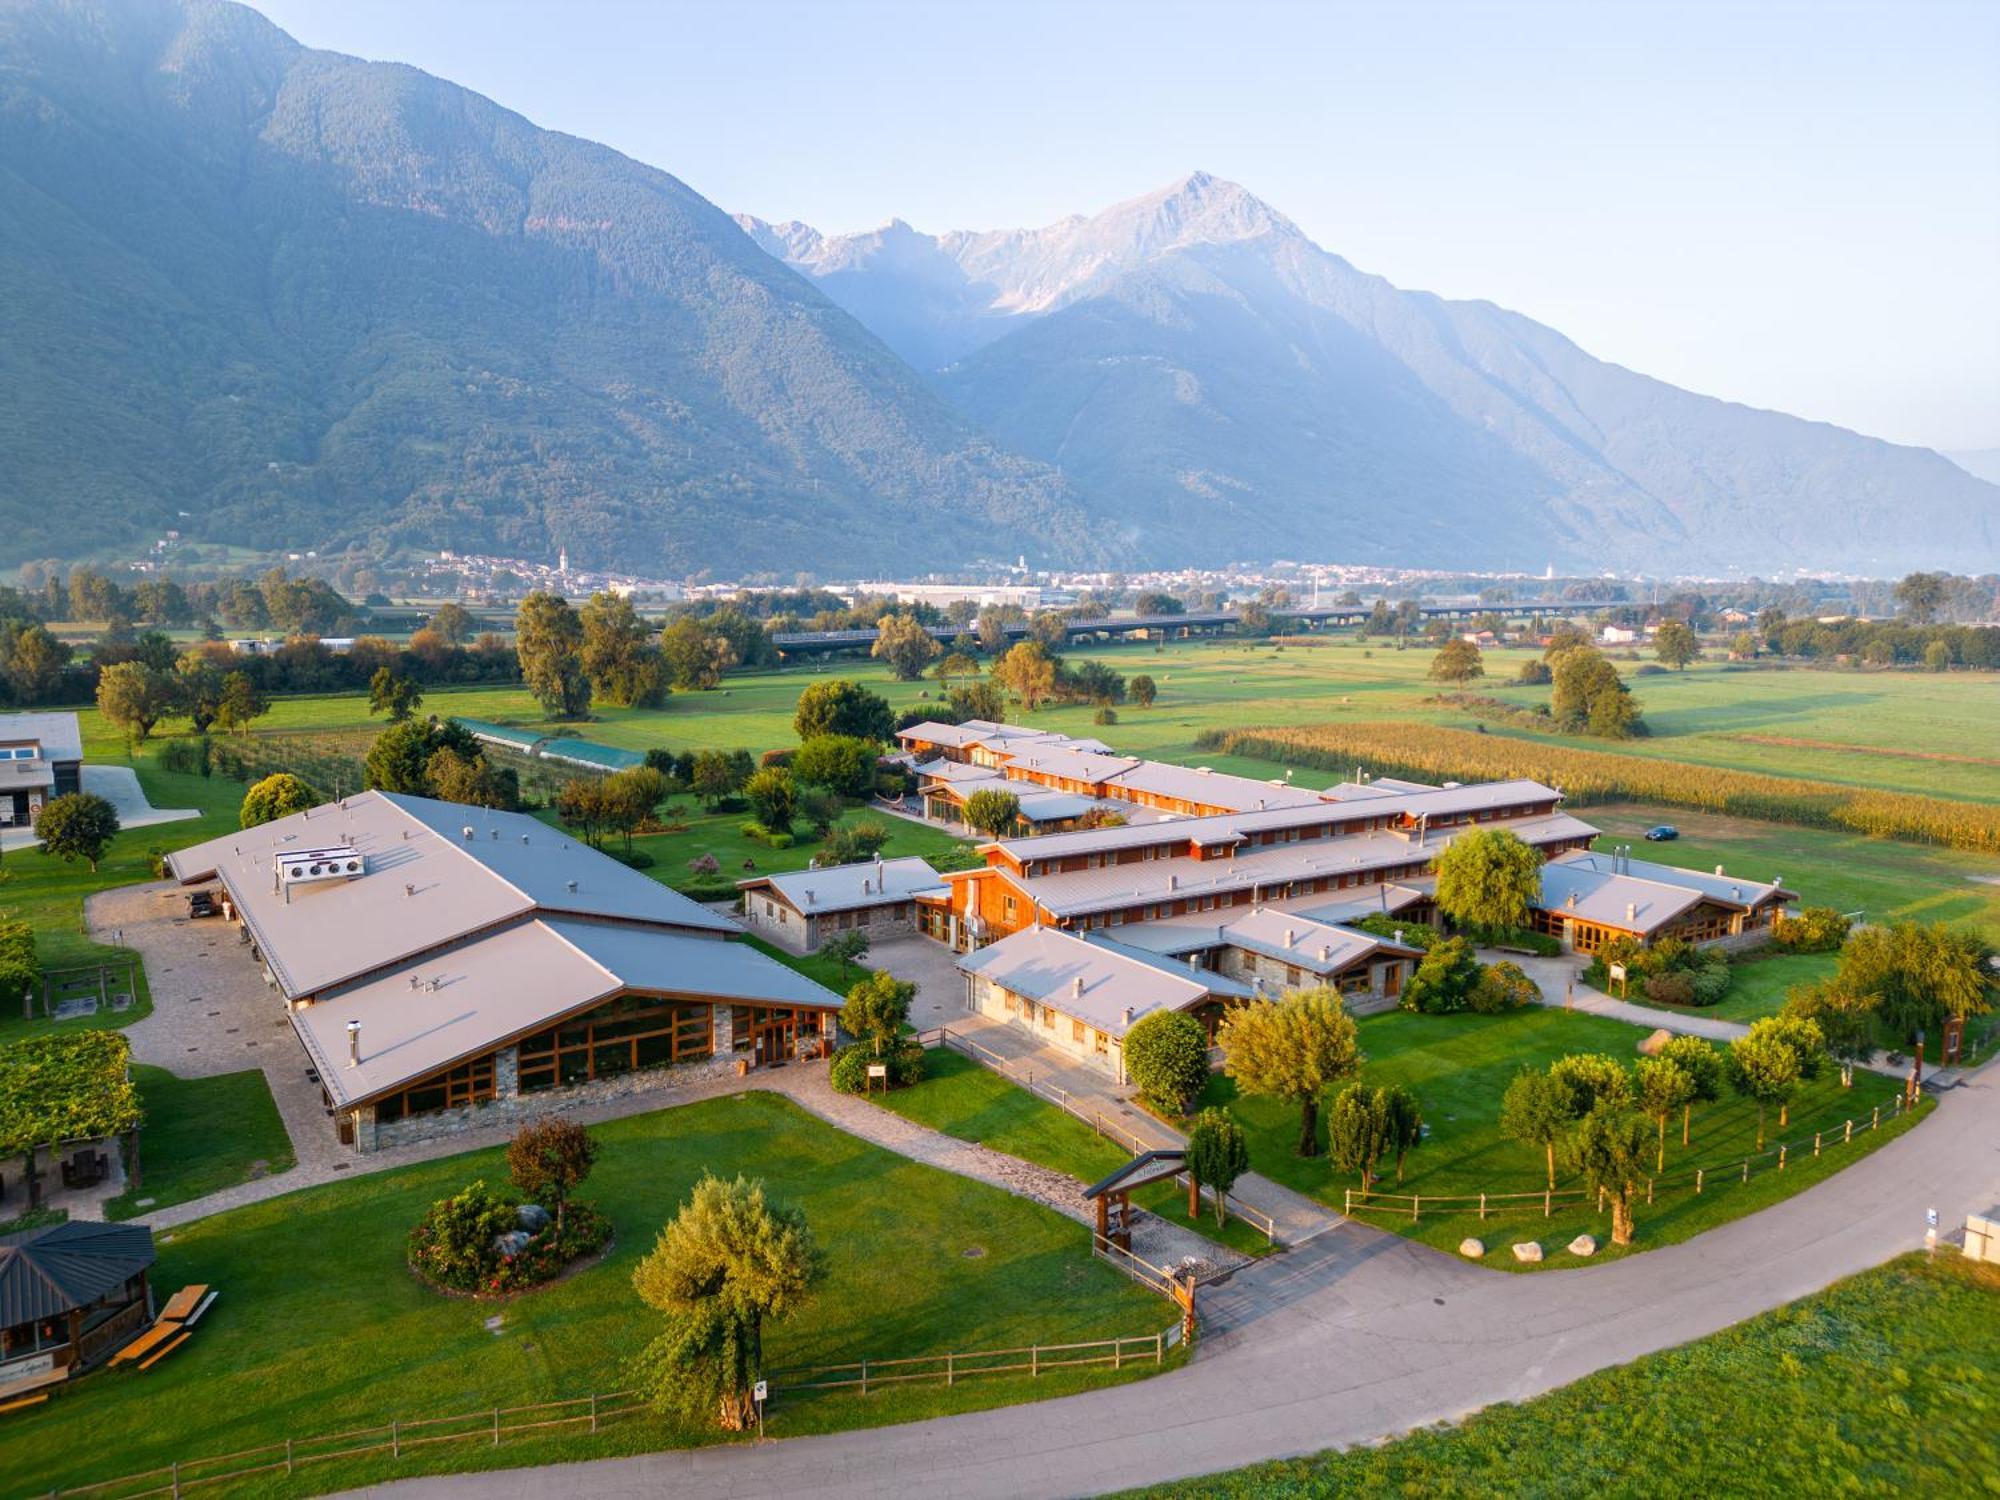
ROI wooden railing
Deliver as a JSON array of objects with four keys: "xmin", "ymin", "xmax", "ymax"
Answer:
[
  {"xmin": 919, "ymin": 1025, "xmax": 1280, "ymax": 1245},
  {"xmin": 42, "ymin": 1322, "xmax": 1182, "ymax": 1499},
  {"xmin": 1342, "ymin": 1091, "xmax": 1914, "ymax": 1223}
]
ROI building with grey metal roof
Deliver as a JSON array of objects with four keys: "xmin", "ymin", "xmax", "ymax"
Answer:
[
  {"xmin": 0, "ymin": 1220, "xmax": 155, "ymax": 1390},
  {"xmin": 0, "ymin": 711, "xmax": 83, "ymax": 829},
  {"xmin": 168, "ymin": 791, "xmax": 841, "ymax": 1151},
  {"xmin": 737, "ymin": 856, "xmax": 946, "ymax": 954}
]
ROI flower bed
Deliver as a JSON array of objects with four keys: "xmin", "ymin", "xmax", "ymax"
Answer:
[{"xmin": 406, "ymin": 1179, "xmax": 612, "ymax": 1297}]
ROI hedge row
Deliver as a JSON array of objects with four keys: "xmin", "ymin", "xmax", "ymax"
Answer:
[
  {"xmin": 1195, "ymin": 722, "xmax": 2000, "ymax": 855},
  {"xmin": 0, "ymin": 1031, "xmax": 142, "ymax": 1155}
]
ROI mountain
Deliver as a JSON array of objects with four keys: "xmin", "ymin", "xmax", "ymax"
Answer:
[
  {"xmin": 740, "ymin": 174, "xmax": 2000, "ymax": 574},
  {"xmin": 0, "ymin": 0, "xmax": 1098, "ymax": 574},
  {"xmin": 1946, "ymin": 450, "xmax": 2000, "ymax": 488}
]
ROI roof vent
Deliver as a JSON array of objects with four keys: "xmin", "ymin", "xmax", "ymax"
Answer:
[
  {"xmin": 1320, "ymin": 945, "xmax": 1332, "ymax": 962},
  {"xmin": 405, "ymin": 883, "xmax": 416, "ymax": 898},
  {"xmin": 491, "ymin": 828, "xmax": 500, "ymax": 839},
  {"xmin": 522, "ymin": 834, "xmax": 530, "ymax": 844},
  {"xmin": 1731, "ymin": 886, "xmax": 1741, "ymax": 901},
  {"xmin": 1284, "ymin": 927, "xmax": 1296, "ymax": 947},
  {"xmin": 1626, "ymin": 902, "xmax": 1638, "ymax": 922},
  {"xmin": 1073, "ymin": 975, "xmax": 1085, "ymax": 999},
  {"xmin": 1392, "ymin": 929, "xmax": 1404, "ymax": 945},
  {"xmin": 1715, "ymin": 864, "xmax": 1726, "ymax": 876},
  {"xmin": 462, "ymin": 826, "xmax": 475, "ymax": 841},
  {"xmin": 1168, "ymin": 874, "xmax": 1179, "ymax": 891},
  {"xmin": 1122, "ymin": 1005, "xmax": 1135, "ymax": 1025},
  {"xmin": 346, "ymin": 1019, "xmax": 360, "ymax": 1066},
  {"xmin": 566, "ymin": 879, "xmax": 578, "ymax": 893}
]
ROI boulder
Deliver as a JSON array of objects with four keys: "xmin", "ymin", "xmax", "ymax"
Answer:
[
  {"xmin": 1568, "ymin": 1234, "xmax": 1598, "ymax": 1257},
  {"xmin": 491, "ymin": 1229, "xmax": 535, "ymax": 1259},
  {"xmin": 517, "ymin": 1204, "xmax": 552, "ymax": 1233},
  {"xmin": 1511, "ymin": 1241, "xmax": 1543, "ymax": 1264},
  {"xmin": 1637, "ymin": 1028, "xmax": 1673, "ymax": 1057},
  {"xmin": 1458, "ymin": 1237, "xmax": 1486, "ymax": 1259}
]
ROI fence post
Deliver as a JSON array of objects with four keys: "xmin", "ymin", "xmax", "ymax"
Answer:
[
  {"xmin": 1113, "ymin": 1340, "xmax": 1122, "ymax": 1373},
  {"xmin": 1779, "ymin": 1145, "xmax": 1787, "ymax": 1171},
  {"xmin": 392, "ymin": 1420, "xmax": 400, "ymax": 1459},
  {"xmin": 1411, "ymin": 1195, "xmax": 1420, "ymax": 1223},
  {"xmin": 860, "ymin": 1360, "xmax": 868, "ymax": 1397},
  {"xmin": 1031, "ymin": 1344, "xmax": 1039, "ymax": 1378},
  {"xmin": 1741, "ymin": 1158, "xmax": 1749, "ymax": 1183},
  {"xmin": 492, "ymin": 1408, "xmax": 500, "ymax": 1447},
  {"xmin": 1344, "ymin": 1188, "xmax": 1351, "ymax": 1215},
  {"xmin": 1544, "ymin": 1188, "xmax": 1551, "ymax": 1217},
  {"xmin": 1872, "ymin": 1105, "xmax": 1880, "ymax": 1130},
  {"xmin": 590, "ymin": 1393, "xmax": 599, "ymax": 1433},
  {"xmin": 1480, "ymin": 1192, "xmax": 1487, "ymax": 1221},
  {"xmin": 947, "ymin": 1351, "xmax": 955, "ymax": 1387},
  {"xmin": 286, "ymin": 1439, "xmax": 294, "ymax": 1477},
  {"xmin": 171, "ymin": 1462, "xmax": 180, "ymax": 1500},
  {"xmin": 1646, "ymin": 1177, "xmax": 1654, "ymax": 1205},
  {"xmin": 1845, "ymin": 1118, "xmax": 1853, "ymax": 1143},
  {"xmin": 1597, "ymin": 1185, "xmax": 1605, "ymax": 1212},
  {"xmin": 1814, "ymin": 1132, "xmax": 1821, "ymax": 1157},
  {"xmin": 1695, "ymin": 1168, "xmax": 1703, "ymax": 1194}
]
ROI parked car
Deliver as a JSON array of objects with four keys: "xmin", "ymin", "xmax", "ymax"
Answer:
[{"xmin": 1644, "ymin": 825, "xmax": 1680, "ymax": 841}]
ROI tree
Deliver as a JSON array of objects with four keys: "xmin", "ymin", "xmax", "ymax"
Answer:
[
  {"xmin": 933, "ymin": 652, "xmax": 980, "ymax": 684},
  {"xmin": 1730, "ymin": 631, "xmax": 1759, "ymax": 661},
  {"xmin": 1500, "ymin": 1067, "xmax": 1571, "ymax": 1191},
  {"xmin": 1218, "ymin": 987, "xmax": 1362, "ymax": 1157},
  {"xmin": 743, "ymin": 767, "xmax": 795, "ymax": 833},
  {"xmin": 555, "ymin": 778, "xmax": 612, "ymax": 848},
  {"xmin": 1833, "ymin": 921, "xmax": 1993, "ymax": 1043},
  {"xmin": 1428, "ymin": 638, "xmax": 1484, "ymax": 686},
  {"xmin": 96, "ymin": 661, "xmax": 176, "ymax": 749},
  {"xmin": 1325, "ymin": 1084, "xmax": 1390, "ymax": 1194},
  {"xmin": 1893, "ymin": 571, "xmax": 1948, "ymax": 624},
  {"xmin": 1548, "ymin": 1054, "xmax": 1633, "ymax": 1117},
  {"xmin": 871, "ymin": 613, "xmax": 942, "ymax": 680},
  {"xmin": 365, "ymin": 718, "xmax": 483, "ymax": 796},
  {"xmin": 1551, "ymin": 646, "xmax": 1642, "ymax": 738},
  {"xmin": 580, "ymin": 592, "xmax": 667, "ymax": 707},
  {"xmin": 1634, "ymin": 1057, "xmax": 1695, "ymax": 1171},
  {"xmin": 840, "ymin": 970, "xmax": 914, "ymax": 1054},
  {"xmin": 506, "ymin": 1117, "xmax": 598, "ymax": 1236},
  {"xmin": 1515, "ymin": 658, "xmax": 1552, "ymax": 685},
  {"xmin": 1378, "ymin": 1084, "xmax": 1424, "ymax": 1184},
  {"xmin": 426, "ymin": 747, "xmax": 519, "ymax": 811},
  {"xmin": 945, "ymin": 681, "xmax": 1006, "ymax": 723},
  {"xmin": 631, "ymin": 1174, "xmax": 824, "ymax": 1430},
  {"xmin": 430, "ymin": 601, "xmax": 474, "ymax": 645},
  {"xmin": 1727, "ymin": 1028, "xmax": 1802, "ymax": 1150},
  {"xmin": 174, "ymin": 650, "xmax": 229, "ymax": 734},
  {"xmin": 1653, "ymin": 620, "xmax": 1701, "ymax": 670},
  {"xmin": 1782, "ymin": 980, "xmax": 1878, "ymax": 1086},
  {"xmin": 215, "ymin": 670, "xmax": 269, "ymax": 735},
  {"xmin": 1184, "ymin": 1108, "xmax": 1250, "ymax": 1227},
  {"xmin": 1658, "ymin": 1034, "xmax": 1724, "ymax": 1145},
  {"xmin": 1759, "ymin": 1013, "xmax": 1828, "ymax": 1124},
  {"xmin": 1134, "ymin": 591, "xmax": 1185, "ymax": 616},
  {"xmin": 1432, "ymin": 829, "xmax": 1542, "ymax": 937},
  {"xmin": 961, "ymin": 788, "xmax": 1021, "ymax": 839},
  {"xmin": 367, "ymin": 666, "xmax": 423, "ymax": 722},
  {"xmin": 819, "ymin": 928, "xmax": 869, "ymax": 981},
  {"xmin": 791, "ymin": 735, "xmax": 879, "ymax": 798},
  {"xmin": 515, "ymin": 593, "xmax": 590, "ymax": 717},
  {"xmin": 34, "ymin": 792, "xmax": 120, "ymax": 871},
  {"xmin": 1123, "ymin": 1010, "xmax": 1210, "ymax": 1116},
  {"xmin": 1129, "ymin": 673, "xmax": 1157, "ymax": 708},
  {"xmin": 659, "ymin": 615, "xmax": 737, "ymax": 692},
  {"xmin": 240, "ymin": 772, "xmax": 316, "ymax": 828},
  {"xmin": 689, "ymin": 749, "xmax": 744, "ymax": 808},
  {"xmin": 1923, "ymin": 639, "xmax": 1952, "ymax": 672},
  {"xmin": 1566, "ymin": 1106, "xmax": 1652, "ymax": 1246},
  {"xmin": 793, "ymin": 679, "xmax": 895, "ymax": 744},
  {"xmin": 993, "ymin": 641, "xmax": 1059, "ymax": 710}
]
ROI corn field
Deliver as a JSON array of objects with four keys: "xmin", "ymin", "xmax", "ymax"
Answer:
[{"xmin": 1198, "ymin": 722, "xmax": 2000, "ymax": 855}]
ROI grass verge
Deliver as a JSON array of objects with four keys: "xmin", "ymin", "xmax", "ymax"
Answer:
[{"xmin": 105, "ymin": 1066, "xmax": 295, "ymax": 1221}]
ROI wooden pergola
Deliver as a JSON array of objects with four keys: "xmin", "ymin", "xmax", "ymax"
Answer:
[{"xmin": 1081, "ymin": 1148, "xmax": 1191, "ymax": 1253}]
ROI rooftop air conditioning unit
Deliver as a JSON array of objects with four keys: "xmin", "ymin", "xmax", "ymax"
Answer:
[{"xmin": 276, "ymin": 846, "xmax": 365, "ymax": 889}]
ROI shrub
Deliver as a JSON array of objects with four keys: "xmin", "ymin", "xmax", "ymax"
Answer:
[
  {"xmin": 1093, "ymin": 707, "xmax": 1118, "ymax": 726},
  {"xmin": 157, "ymin": 737, "xmax": 212, "ymax": 776},
  {"xmin": 1774, "ymin": 906, "xmax": 1852, "ymax": 953},
  {"xmin": 1643, "ymin": 971, "xmax": 1697, "ymax": 1007},
  {"xmin": 821, "ymin": 818, "xmax": 890, "ymax": 864},
  {"xmin": 737, "ymin": 822, "xmax": 794, "ymax": 849},
  {"xmin": 1351, "ymin": 914, "xmax": 1434, "ymax": 950},
  {"xmin": 1123, "ymin": 1010, "xmax": 1211, "ymax": 1115},
  {"xmin": 1400, "ymin": 936, "xmax": 1482, "ymax": 1013},
  {"xmin": 829, "ymin": 1038, "xmax": 925, "ymax": 1094},
  {"xmin": 1468, "ymin": 960, "xmax": 1539, "ymax": 1013},
  {"xmin": 1515, "ymin": 660, "xmax": 1552, "ymax": 686},
  {"xmin": 406, "ymin": 1179, "xmax": 610, "ymax": 1295},
  {"xmin": 1689, "ymin": 961, "xmax": 1732, "ymax": 1006}
]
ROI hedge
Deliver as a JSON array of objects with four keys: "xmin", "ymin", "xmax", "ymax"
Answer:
[
  {"xmin": 0, "ymin": 1031, "xmax": 143, "ymax": 1155},
  {"xmin": 1196, "ymin": 722, "xmax": 2000, "ymax": 855}
]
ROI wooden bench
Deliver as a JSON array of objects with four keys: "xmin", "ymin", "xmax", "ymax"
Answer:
[
  {"xmin": 109, "ymin": 1321, "xmax": 181, "ymax": 1367},
  {"xmin": 157, "ymin": 1284, "xmax": 209, "ymax": 1323},
  {"xmin": 137, "ymin": 1331, "xmax": 191, "ymax": 1372},
  {"xmin": 0, "ymin": 1391, "xmax": 50, "ymax": 1416}
]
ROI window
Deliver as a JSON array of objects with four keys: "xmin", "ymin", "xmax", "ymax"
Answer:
[
  {"xmin": 1072, "ymin": 1018, "xmax": 1086, "ymax": 1042},
  {"xmin": 517, "ymin": 994, "xmax": 714, "ymax": 1092},
  {"xmin": 375, "ymin": 1055, "xmax": 496, "ymax": 1122}
]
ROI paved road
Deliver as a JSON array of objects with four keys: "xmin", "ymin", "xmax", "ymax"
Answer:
[{"xmin": 366, "ymin": 1042, "xmax": 2000, "ymax": 1499}]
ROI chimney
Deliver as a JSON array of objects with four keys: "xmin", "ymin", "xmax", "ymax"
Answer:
[
  {"xmin": 1072, "ymin": 975, "xmax": 1085, "ymax": 999},
  {"xmin": 1626, "ymin": 902, "xmax": 1638, "ymax": 923},
  {"xmin": 1122, "ymin": 1005, "xmax": 1135, "ymax": 1026},
  {"xmin": 1168, "ymin": 874, "xmax": 1179, "ymax": 891},
  {"xmin": 346, "ymin": 1019, "xmax": 361, "ymax": 1067},
  {"xmin": 1284, "ymin": 927, "xmax": 1296, "ymax": 947},
  {"xmin": 1320, "ymin": 945, "xmax": 1332, "ymax": 962}
]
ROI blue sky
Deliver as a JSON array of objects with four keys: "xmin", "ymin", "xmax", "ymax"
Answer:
[{"xmin": 251, "ymin": 0, "xmax": 1999, "ymax": 452}]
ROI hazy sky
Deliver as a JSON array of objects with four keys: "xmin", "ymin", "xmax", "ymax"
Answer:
[{"xmin": 251, "ymin": 0, "xmax": 2000, "ymax": 452}]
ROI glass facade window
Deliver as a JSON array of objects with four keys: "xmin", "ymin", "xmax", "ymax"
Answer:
[
  {"xmin": 518, "ymin": 993, "xmax": 715, "ymax": 1093},
  {"xmin": 376, "ymin": 1055, "xmax": 496, "ymax": 1122}
]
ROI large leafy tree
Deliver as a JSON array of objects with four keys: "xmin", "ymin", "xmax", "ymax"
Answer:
[
  {"xmin": 1833, "ymin": 922, "xmax": 1993, "ymax": 1043},
  {"xmin": 1657, "ymin": 1034, "xmax": 1725, "ymax": 1145},
  {"xmin": 215, "ymin": 670, "xmax": 269, "ymax": 735},
  {"xmin": 871, "ymin": 612, "xmax": 942, "ymax": 680},
  {"xmin": 794, "ymin": 679, "xmax": 895, "ymax": 744},
  {"xmin": 33, "ymin": 792, "xmax": 120, "ymax": 872},
  {"xmin": 659, "ymin": 615, "xmax": 737, "ymax": 692},
  {"xmin": 364, "ymin": 718, "xmax": 483, "ymax": 796},
  {"xmin": 1782, "ymin": 980, "xmax": 1878, "ymax": 1086},
  {"xmin": 1548, "ymin": 1054, "xmax": 1633, "ymax": 1118},
  {"xmin": 95, "ymin": 660, "xmax": 177, "ymax": 749},
  {"xmin": 993, "ymin": 641, "xmax": 1059, "ymax": 710},
  {"xmin": 743, "ymin": 767, "xmax": 795, "ymax": 834},
  {"xmin": 1634, "ymin": 1057, "xmax": 1695, "ymax": 1171},
  {"xmin": 367, "ymin": 666, "xmax": 422, "ymax": 722},
  {"xmin": 1218, "ymin": 987, "xmax": 1362, "ymax": 1157},
  {"xmin": 1653, "ymin": 620, "xmax": 1701, "ymax": 670},
  {"xmin": 631, "ymin": 1174, "xmax": 824, "ymax": 1430},
  {"xmin": 1428, "ymin": 637, "xmax": 1484, "ymax": 685},
  {"xmin": 174, "ymin": 649, "xmax": 230, "ymax": 733},
  {"xmin": 515, "ymin": 592, "xmax": 590, "ymax": 717},
  {"xmin": 1726, "ymin": 1027, "xmax": 1802, "ymax": 1150},
  {"xmin": 961, "ymin": 788, "xmax": 1021, "ymax": 839},
  {"xmin": 1325, "ymin": 1084, "xmax": 1389, "ymax": 1194},
  {"xmin": 240, "ymin": 772, "xmax": 316, "ymax": 829},
  {"xmin": 791, "ymin": 735, "xmax": 879, "ymax": 798},
  {"xmin": 1550, "ymin": 646, "xmax": 1642, "ymax": 738},
  {"xmin": 840, "ymin": 971, "xmax": 914, "ymax": 1054},
  {"xmin": 1432, "ymin": 829, "xmax": 1542, "ymax": 938},
  {"xmin": 1123, "ymin": 1010, "xmax": 1210, "ymax": 1116},
  {"xmin": 580, "ymin": 591, "xmax": 667, "ymax": 707}
]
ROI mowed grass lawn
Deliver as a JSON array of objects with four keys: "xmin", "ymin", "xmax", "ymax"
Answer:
[
  {"xmin": 611, "ymin": 802, "xmax": 972, "ymax": 897},
  {"xmin": 9, "ymin": 1092, "xmax": 1172, "ymax": 1497},
  {"xmin": 1123, "ymin": 1251, "xmax": 1999, "ymax": 1498},
  {"xmin": 104, "ymin": 1066, "xmax": 294, "ymax": 1221},
  {"xmin": 871, "ymin": 1050, "xmax": 1274, "ymax": 1258},
  {"xmin": 1195, "ymin": 1006, "xmax": 1923, "ymax": 1269}
]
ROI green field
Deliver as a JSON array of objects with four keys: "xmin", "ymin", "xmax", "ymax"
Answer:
[
  {"xmin": 1125, "ymin": 1251, "xmax": 1997, "ymax": 1497},
  {"xmin": 9, "ymin": 1092, "xmax": 1171, "ymax": 1497},
  {"xmin": 1196, "ymin": 1005, "xmax": 1923, "ymax": 1268},
  {"xmin": 104, "ymin": 1066, "xmax": 294, "ymax": 1221},
  {"xmin": 870, "ymin": 1049, "xmax": 1273, "ymax": 1257}
]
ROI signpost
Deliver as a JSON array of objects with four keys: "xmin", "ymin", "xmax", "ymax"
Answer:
[
  {"xmin": 867, "ymin": 1062, "xmax": 888, "ymax": 1095},
  {"xmin": 753, "ymin": 1379, "xmax": 767, "ymax": 1439},
  {"xmin": 1607, "ymin": 962, "xmax": 1628, "ymax": 999}
]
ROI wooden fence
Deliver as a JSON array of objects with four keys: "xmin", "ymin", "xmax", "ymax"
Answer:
[
  {"xmin": 1342, "ymin": 1090, "xmax": 1912, "ymax": 1223},
  {"xmin": 919, "ymin": 1025, "xmax": 1280, "ymax": 1245},
  {"xmin": 43, "ymin": 1322, "xmax": 1183, "ymax": 1499}
]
